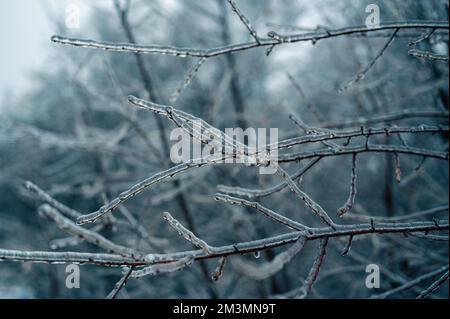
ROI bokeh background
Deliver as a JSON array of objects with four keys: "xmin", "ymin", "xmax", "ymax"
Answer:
[{"xmin": 0, "ymin": 0, "xmax": 448, "ymax": 298}]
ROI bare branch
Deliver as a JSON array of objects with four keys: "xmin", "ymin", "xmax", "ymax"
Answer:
[
  {"xmin": 278, "ymin": 144, "xmax": 449, "ymax": 162},
  {"xmin": 407, "ymin": 232, "xmax": 449, "ymax": 242},
  {"xmin": 162, "ymin": 212, "xmax": 216, "ymax": 253},
  {"xmin": 297, "ymin": 237, "xmax": 329, "ymax": 299},
  {"xmin": 169, "ymin": 57, "xmax": 207, "ymax": 103},
  {"xmin": 373, "ymin": 265, "xmax": 449, "ymax": 299},
  {"xmin": 51, "ymin": 21, "xmax": 449, "ymax": 58},
  {"xmin": 276, "ymin": 124, "xmax": 448, "ymax": 150},
  {"xmin": 226, "ymin": 0, "xmax": 260, "ymax": 44},
  {"xmin": 340, "ymin": 29, "xmax": 399, "ymax": 92},
  {"xmin": 212, "ymin": 257, "xmax": 227, "ymax": 281},
  {"xmin": 341, "ymin": 235, "xmax": 353, "ymax": 256},
  {"xmin": 338, "ymin": 154, "xmax": 358, "ymax": 217},
  {"xmin": 49, "ymin": 224, "xmax": 104, "ymax": 249},
  {"xmin": 24, "ymin": 181, "xmax": 81, "ymax": 219},
  {"xmin": 287, "ymin": 74, "xmax": 324, "ymax": 123},
  {"xmin": 342, "ymin": 205, "xmax": 449, "ymax": 223},
  {"xmin": 39, "ymin": 204, "xmax": 143, "ymax": 259},
  {"xmin": 214, "ymin": 193, "xmax": 310, "ymax": 231},
  {"xmin": 130, "ymin": 256, "xmax": 194, "ymax": 278},
  {"xmin": 217, "ymin": 157, "xmax": 322, "ymax": 199},
  {"xmin": 409, "ymin": 49, "xmax": 449, "ymax": 62},
  {"xmin": 324, "ymin": 109, "xmax": 449, "ymax": 129},
  {"xmin": 409, "ymin": 28, "xmax": 436, "ymax": 46},
  {"xmin": 276, "ymin": 165, "xmax": 338, "ymax": 229},
  {"xmin": 416, "ymin": 270, "xmax": 449, "ymax": 299},
  {"xmin": 106, "ymin": 266, "xmax": 135, "ymax": 299},
  {"xmin": 76, "ymin": 157, "xmax": 226, "ymax": 225},
  {"xmin": 232, "ymin": 234, "xmax": 307, "ymax": 280},
  {"xmin": 394, "ymin": 152, "xmax": 402, "ymax": 183}
]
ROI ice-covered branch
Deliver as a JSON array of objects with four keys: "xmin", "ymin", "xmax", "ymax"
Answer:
[
  {"xmin": 106, "ymin": 266, "xmax": 135, "ymax": 299},
  {"xmin": 24, "ymin": 181, "xmax": 81, "ymax": 219},
  {"xmin": 162, "ymin": 212, "xmax": 216, "ymax": 253},
  {"xmin": 373, "ymin": 265, "xmax": 449, "ymax": 299},
  {"xmin": 1, "ymin": 219, "xmax": 447, "ymax": 266},
  {"xmin": 39, "ymin": 204, "xmax": 143, "ymax": 259},
  {"xmin": 214, "ymin": 193, "xmax": 310, "ymax": 231},
  {"xmin": 276, "ymin": 166, "xmax": 338, "ymax": 229},
  {"xmin": 232, "ymin": 234, "xmax": 307, "ymax": 280},
  {"xmin": 169, "ymin": 58, "xmax": 207, "ymax": 103},
  {"xmin": 275, "ymin": 124, "xmax": 448, "ymax": 151},
  {"xmin": 217, "ymin": 158, "xmax": 322, "ymax": 199},
  {"xmin": 287, "ymin": 74, "xmax": 324, "ymax": 123},
  {"xmin": 342, "ymin": 205, "xmax": 449, "ymax": 223},
  {"xmin": 416, "ymin": 270, "xmax": 449, "ymax": 299},
  {"xmin": 51, "ymin": 21, "xmax": 449, "ymax": 58},
  {"xmin": 268, "ymin": 21, "xmax": 448, "ymax": 43},
  {"xmin": 76, "ymin": 157, "xmax": 226, "ymax": 225},
  {"xmin": 278, "ymin": 144, "xmax": 449, "ymax": 163},
  {"xmin": 409, "ymin": 49, "xmax": 449, "ymax": 62},
  {"xmin": 130, "ymin": 256, "xmax": 194, "ymax": 278},
  {"xmin": 297, "ymin": 237, "xmax": 329, "ymax": 299},
  {"xmin": 226, "ymin": 0, "xmax": 260, "ymax": 44},
  {"xmin": 340, "ymin": 29, "xmax": 399, "ymax": 92},
  {"xmin": 324, "ymin": 109, "xmax": 449, "ymax": 129},
  {"xmin": 128, "ymin": 95, "xmax": 241, "ymax": 149},
  {"xmin": 337, "ymin": 154, "xmax": 358, "ymax": 217},
  {"xmin": 212, "ymin": 257, "xmax": 227, "ymax": 281}
]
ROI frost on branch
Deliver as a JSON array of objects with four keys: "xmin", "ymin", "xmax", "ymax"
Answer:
[{"xmin": 0, "ymin": 1, "xmax": 448, "ymax": 299}]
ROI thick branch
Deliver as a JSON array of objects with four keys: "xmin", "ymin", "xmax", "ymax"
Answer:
[
  {"xmin": 0, "ymin": 220, "xmax": 447, "ymax": 266},
  {"xmin": 51, "ymin": 21, "xmax": 449, "ymax": 58}
]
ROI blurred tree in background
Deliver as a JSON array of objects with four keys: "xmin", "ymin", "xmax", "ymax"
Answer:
[{"xmin": 0, "ymin": 0, "xmax": 448, "ymax": 298}]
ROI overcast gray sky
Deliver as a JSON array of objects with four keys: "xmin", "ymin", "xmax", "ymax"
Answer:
[
  {"xmin": 0, "ymin": 0, "xmax": 103, "ymax": 99},
  {"xmin": 0, "ymin": 1, "xmax": 52, "ymax": 98},
  {"xmin": 0, "ymin": 0, "xmax": 321, "ymax": 101}
]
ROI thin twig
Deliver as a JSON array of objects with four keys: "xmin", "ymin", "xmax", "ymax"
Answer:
[
  {"xmin": 162, "ymin": 212, "xmax": 216, "ymax": 253},
  {"xmin": 342, "ymin": 205, "xmax": 449, "ymax": 223},
  {"xmin": 39, "ymin": 204, "xmax": 143, "ymax": 259},
  {"xmin": 24, "ymin": 181, "xmax": 81, "ymax": 219},
  {"xmin": 409, "ymin": 49, "xmax": 449, "ymax": 62},
  {"xmin": 341, "ymin": 235, "xmax": 354, "ymax": 256},
  {"xmin": 287, "ymin": 74, "xmax": 324, "ymax": 122},
  {"xmin": 76, "ymin": 156, "xmax": 227, "ymax": 225},
  {"xmin": 130, "ymin": 256, "xmax": 195, "ymax": 278},
  {"xmin": 394, "ymin": 152, "xmax": 402, "ymax": 183},
  {"xmin": 338, "ymin": 154, "xmax": 358, "ymax": 217},
  {"xmin": 212, "ymin": 257, "xmax": 227, "ymax": 281},
  {"xmin": 226, "ymin": 0, "xmax": 260, "ymax": 44},
  {"xmin": 276, "ymin": 166, "xmax": 338, "ymax": 229},
  {"xmin": 217, "ymin": 157, "xmax": 322, "ymax": 199},
  {"xmin": 214, "ymin": 193, "xmax": 310, "ymax": 231},
  {"xmin": 278, "ymin": 144, "xmax": 449, "ymax": 162},
  {"xmin": 170, "ymin": 58, "xmax": 207, "ymax": 103},
  {"xmin": 416, "ymin": 271, "xmax": 449, "ymax": 299},
  {"xmin": 409, "ymin": 28, "xmax": 436, "ymax": 46},
  {"xmin": 232, "ymin": 234, "xmax": 308, "ymax": 280},
  {"xmin": 106, "ymin": 266, "xmax": 135, "ymax": 299},
  {"xmin": 324, "ymin": 109, "xmax": 448, "ymax": 129},
  {"xmin": 373, "ymin": 265, "xmax": 449, "ymax": 299},
  {"xmin": 340, "ymin": 29, "xmax": 399, "ymax": 92},
  {"xmin": 297, "ymin": 237, "xmax": 329, "ymax": 299}
]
